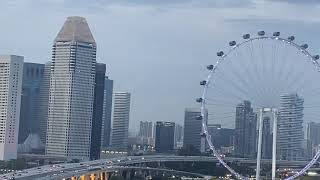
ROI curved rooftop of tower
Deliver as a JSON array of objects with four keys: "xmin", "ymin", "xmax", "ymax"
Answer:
[{"xmin": 54, "ymin": 16, "xmax": 96, "ymax": 45}]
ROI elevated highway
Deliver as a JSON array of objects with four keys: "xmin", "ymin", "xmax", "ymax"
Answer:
[{"xmin": 0, "ymin": 155, "xmax": 316, "ymax": 179}]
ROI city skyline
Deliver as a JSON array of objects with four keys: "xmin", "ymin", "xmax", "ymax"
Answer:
[
  {"xmin": 3, "ymin": 1, "xmax": 320, "ymax": 131},
  {"xmin": 1, "ymin": 1, "xmax": 320, "ymax": 179}
]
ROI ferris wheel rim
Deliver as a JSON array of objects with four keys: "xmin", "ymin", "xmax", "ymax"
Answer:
[{"xmin": 199, "ymin": 32, "xmax": 320, "ymax": 180}]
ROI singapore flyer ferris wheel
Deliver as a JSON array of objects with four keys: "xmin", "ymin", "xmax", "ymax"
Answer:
[{"xmin": 198, "ymin": 31, "xmax": 320, "ymax": 180}]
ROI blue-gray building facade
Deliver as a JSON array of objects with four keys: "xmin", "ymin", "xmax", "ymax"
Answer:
[
  {"xmin": 101, "ymin": 77, "xmax": 113, "ymax": 149},
  {"xmin": 18, "ymin": 63, "xmax": 44, "ymax": 144},
  {"xmin": 155, "ymin": 121, "xmax": 175, "ymax": 153},
  {"xmin": 90, "ymin": 63, "xmax": 106, "ymax": 160}
]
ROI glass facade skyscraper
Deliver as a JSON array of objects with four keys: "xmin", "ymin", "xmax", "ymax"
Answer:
[
  {"xmin": 101, "ymin": 77, "xmax": 113, "ymax": 149},
  {"xmin": 155, "ymin": 121, "xmax": 175, "ymax": 152},
  {"xmin": 183, "ymin": 108, "xmax": 207, "ymax": 153},
  {"xmin": 111, "ymin": 92, "xmax": 131, "ymax": 150},
  {"xmin": 234, "ymin": 100, "xmax": 257, "ymax": 158},
  {"xmin": 46, "ymin": 16, "xmax": 96, "ymax": 160},
  {"xmin": 18, "ymin": 63, "xmax": 44, "ymax": 144},
  {"xmin": 90, "ymin": 63, "xmax": 106, "ymax": 160}
]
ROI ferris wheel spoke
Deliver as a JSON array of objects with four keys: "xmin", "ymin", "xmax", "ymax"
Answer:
[
  {"xmin": 258, "ymin": 39, "xmax": 272, "ymax": 98},
  {"xmin": 207, "ymin": 115, "xmax": 235, "ymax": 121},
  {"xmin": 207, "ymin": 85, "xmax": 245, "ymax": 103},
  {"xmin": 274, "ymin": 41, "xmax": 290, "ymax": 90},
  {"xmin": 213, "ymin": 69, "xmax": 252, "ymax": 99},
  {"xmin": 224, "ymin": 50, "xmax": 257, "ymax": 98},
  {"xmin": 270, "ymin": 39, "xmax": 282, "ymax": 100},
  {"xmin": 248, "ymin": 41, "xmax": 269, "ymax": 102},
  {"xmin": 208, "ymin": 111, "xmax": 235, "ymax": 116},
  {"xmin": 284, "ymin": 61, "xmax": 310, "ymax": 94},
  {"xmin": 215, "ymin": 64, "xmax": 266, "ymax": 106},
  {"xmin": 237, "ymin": 45, "xmax": 267, "ymax": 105}
]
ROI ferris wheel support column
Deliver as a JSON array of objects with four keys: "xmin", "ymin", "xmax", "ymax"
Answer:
[
  {"xmin": 272, "ymin": 109, "xmax": 278, "ymax": 180},
  {"xmin": 256, "ymin": 108, "xmax": 264, "ymax": 180}
]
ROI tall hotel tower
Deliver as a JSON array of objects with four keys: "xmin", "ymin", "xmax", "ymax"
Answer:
[
  {"xmin": 111, "ymin": 92, "xmax": 131, "ymax": 150},
  {"xmin": 277, "ymin": 93, "xmax": 304, "ymax": 160},
  {"xmin": 46, "ymin": 17, "xmax": 96, "ymax": 160},
  {"xmin": 0, "ymin": 55, "xmax": 23, "ymax": 160}
]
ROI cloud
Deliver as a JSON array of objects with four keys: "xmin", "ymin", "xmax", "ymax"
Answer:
[
  {"xmin": 266, "ymin": 0, "xmax": 320, "ymax": 5},
  {"xmin": 104, "ymin": 0, "xmax": 254, "ymax": 8},
  {"xmin": 22, "ymin": 0, "xmax": 254, "ymax": 10}
]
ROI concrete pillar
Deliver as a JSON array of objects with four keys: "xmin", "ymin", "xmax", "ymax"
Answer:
[
  {"xmin": 106, "ymin": 172, "xmax": 111, "ymax": 180},
  {"xmin": 90, "ymin": 173, "xmax": 96, "ymax": 180},
  {"xmin": 100, "ymin": 172, "xmax": 105, "ymax": 180},
  {"xmin": 125, "ymin": 170, "xmax": 131, "ymax": 180}
]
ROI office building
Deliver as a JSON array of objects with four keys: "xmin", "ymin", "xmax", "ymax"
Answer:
[
  {"xmin": 139, "ymin": 121, "xmax": 153, "ymax": 138},
  {"xmin": 208, "ymin": 124, "xmax": 234, "ymax": 149},
  {"xmin": 111, "ymin": 92, "xmax": 131, "ymax": 150},
  {"xmin": 101, "ymin": 77, "xmax": 113, "ymax": 149},
  {"xmin": 46, "ymin": 16, "xmax": 96, "ymax": 160},
  {"xmin": 0, "ymin": 55, "xmax": 24, "ymax": 160},
  {"xmin": 175, "ymin": 124, "xmax": 183, "ymax": 147},
  {"xmin": 183, "ymin": 108, "xmax": 207, "ymax": 153},
  {"xmin": 90, "ymin": 63, "xmax": 106, "ymax": 160},
  {"xmin": 234, "ymin": 100, "xmax": 257, "ymax": 158},
  {"xmin": 277, "ymin": 93, "xmax": 304, "ymax": 161},
  {"xmin": 306, "ymin": 122, "xmax": 320, "ymax": 158},
  {"xmin": 18, "ymin": 63, "xmax": 44, "ymax": 144},
  {"xmin": 139, "ymin": 121, "xmax": 154, "ymax": 146},
  {"xmin": 38, "ymin": 62, "xmax": 51, "ymax": 144},
  {"xmin": 155, "ymin": 121, "xmax": 175, "ymax": 152}
]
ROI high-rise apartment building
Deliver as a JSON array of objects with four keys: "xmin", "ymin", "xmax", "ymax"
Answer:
[
  {"xmin": 277, "ymin": 93, "xmax": 304, "ymax": 161},
  {"xmin": 0, "ymin": 55, "xmax": 24, "ymax": 160},
  {"xmin": 183, "ymin": 108, "xmax": 207, "ymax": 153},
  {"xmin": 234, "ymin": 100, "xmax": 257, "ymax": 158},
  {"xmin": 46, "ymin": 16, "xmax": 96, "ymax": 160},
  {"xmin": 101, "ymin": 77, "xmax": 113, "ymax": 149},
  {"xmin": 139, "ymin": 121, "xmax": 153, "ymax": 138},
  {"xmin": 90, "ymin": 63, "xmax": 105, "ymax": 160},
  {"xmin": 307, "ymin": 122, "xmax": 320, "ymax": 158},
  {"xmin": 155, "ymin": 121, "xmax": 175, "ymax": 152},
  {"xmin": 38, "ymin": 62, "xmax": 51, "ymax": 144},
  {"xmin": 111, "ymin": 92, "xmax": 131, "ymax": 150},
  {"xmin": 18, "ymin": 63, "xmax": 44, "ymax": 144},
  {"xmin": 175, "ymin": 124, "xmax": 183, "ymax": 145}
]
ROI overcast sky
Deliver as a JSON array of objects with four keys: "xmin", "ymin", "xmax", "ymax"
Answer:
[{"xmin": 1, "ymin": 0, "xmax": 320, "ymax": 132}]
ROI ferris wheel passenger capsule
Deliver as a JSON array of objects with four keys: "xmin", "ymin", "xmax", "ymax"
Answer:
[
  {"xmin": 288, "ymin": 36, "xmax": 295, "ymax": 41},
  {"xmin": 207, "ymin": 65, "xmax": 214, "ymax": 70},
  {"xmin": 217, "ymin": 51, "xmax": 224, "ymax": 57},
  {"xmin": 313, "ymin": 55, "xmax": 320, "ymax": 60},
  {"xmin": 196, "ymin": 98, "xmax": 203, "ymax": 103},
  {"xmin": 200, "ymin": 81, "xmax": 207, "ymax": 86},
  {"xmin": 273, "ymin": 32, "xmax": 280, "ymax": 36},
  {"xmin": 229, "ymin": 41, "xmax": 236, "ymax": 46},
  {"xmin": 300, "ymin": 44, "xmax": 308, "ymax": 50},
  {"xmin": 243, "ymin": 34, "xmax": 250, "ymax": 39},
  {"xmin": 258, "ymin": 31, "xmax": 265, "ymax": 36},
  {"xmin": 196, "ymin": 116, "xmax": 203, "ymax": 120},
  {"xmin": 200, "ymin": 133, "xmax": 206, "ymax": 137}
]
